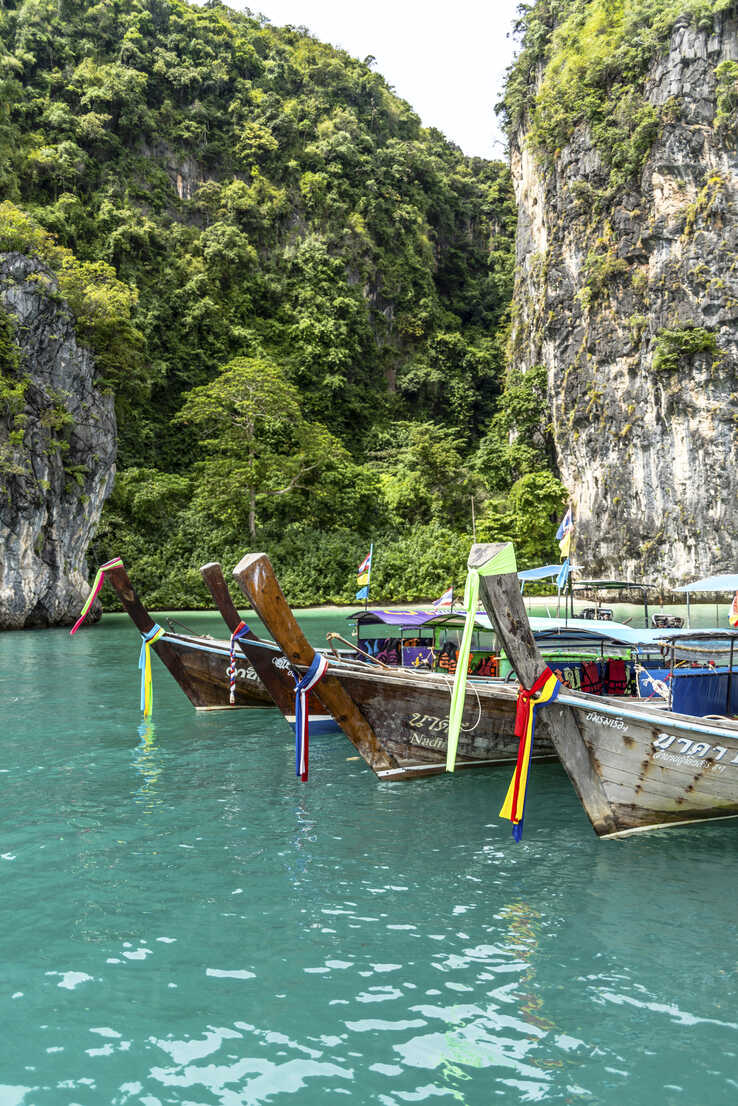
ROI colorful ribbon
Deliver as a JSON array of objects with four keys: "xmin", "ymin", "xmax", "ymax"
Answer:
[
  {"xmin": 500, "ymin": 667, "xmax": 560, "ymax": 841},
  {"xmin": 69, "ymin": 557, "xmax": 124, "ymax": 635},
  {"xmin": 139, "ymin": 624, "xmax": 165, "ymax": 718},
  {"xmin": 227, "ymin": 620, "xmax": 251, "ymax": 704},
  {"xmin": 292, "ymin": 654, "xmax": 329, "ymax": 781},
  {"xmin": 446, "ymin": 544, "xmax": 517, "ymax": 772}
]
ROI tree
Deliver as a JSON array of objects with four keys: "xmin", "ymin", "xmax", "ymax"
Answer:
[{"xmin": 174, "ymin": 354, "xmax": 346, "ymax": 538}]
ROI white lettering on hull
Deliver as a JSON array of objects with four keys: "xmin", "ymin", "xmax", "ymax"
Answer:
[{"xmin": 652, "ymin": 732, "xmax": 736, "ymax": 772}]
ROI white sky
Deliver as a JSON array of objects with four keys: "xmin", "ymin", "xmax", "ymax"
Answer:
[{"xmin": 232, "ymin": 1, "xmax": 523, "ymax": 159}]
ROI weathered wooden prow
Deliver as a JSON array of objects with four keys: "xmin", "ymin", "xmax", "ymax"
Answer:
[
  {"xmin": 232, "ymin": 552, "xmax": 397, "ymax": 773},
  {"xmin": 105, "ymin": 562, "xmax": 208, "ymax": 708},
  {"xmin": 200, "ymin": 562, "xmax": 259, "ymax": 640},
  {"xmin": 469, "ymin": 542, "xmax": 617, "ymax": 837},
  {"xmin": 201, "ymin": 560, "xmax": 298, "ymax": 716}
]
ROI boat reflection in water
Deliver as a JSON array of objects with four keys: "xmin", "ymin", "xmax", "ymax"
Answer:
[{"xmin": 132, "ymin": 719, "xmax": 162, "ymax": 813}]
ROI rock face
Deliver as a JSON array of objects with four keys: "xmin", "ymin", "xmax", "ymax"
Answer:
[
  {"xmin": 0, "ymin": 253, "xmax": 116, "ymax": 628},
  {"xmin": 511, "ymin": 13, "xmax": 738, "ymax": 585}
]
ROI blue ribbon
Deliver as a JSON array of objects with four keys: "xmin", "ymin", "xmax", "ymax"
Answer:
[{"xmin": 139, "ymin": 623, "xmax": 164, "ymax": 713}]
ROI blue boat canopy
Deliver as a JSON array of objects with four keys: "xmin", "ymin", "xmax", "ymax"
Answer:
[
  {"xmin": 430, "ymin": 612, "xmax": 738, "ymax": 650},
  {"xmin": 517, "ymin": 564, "xmax": 566, "ymax": 581},
  {"xmin": 674, "ymin": 573, "xmax": 738, "ymax": 593}
]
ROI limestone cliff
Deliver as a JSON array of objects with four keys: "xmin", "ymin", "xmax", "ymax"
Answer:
[
  {"xmin": 509, "ymin": 6, "xmax": 738, "ymax": 585},
  {"xmin": 0, "ymin": 254, "xmax": 116, "ymax": 628}
]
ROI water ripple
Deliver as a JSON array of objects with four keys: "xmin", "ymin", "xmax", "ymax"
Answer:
[{"xmin": 2, "ymin": 614, "xmax": 738, "ymax": 1104}]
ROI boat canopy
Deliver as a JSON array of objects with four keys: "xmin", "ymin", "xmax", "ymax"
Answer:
[
  {"xmin": 346, "ymin": 608, "xmax": 437, "ymax": 628},
  {"xmin": 517, "ymin": 564, "xmax": 567, "ymax": 581},
  {"xmin": 674, "ymin": 573, "xmax": 738, "ymax": 592},
  {"xmin": 428, "ymin": 611, "xmax": 738, "ymax": 650},
  {"xmin": 528, "ymin": 616, "xmax": 664, "ymax": 649},
  {"xmin": 571, "ymin": 579, "xmax": 655, "ymax": 592}
]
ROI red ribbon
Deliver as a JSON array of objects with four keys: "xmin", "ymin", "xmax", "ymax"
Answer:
[{"xmin": 510, "ymin": 667, "xmax": 556, "ymax": 820}]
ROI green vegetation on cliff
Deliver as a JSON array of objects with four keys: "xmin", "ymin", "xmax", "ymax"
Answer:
[
  {"xmin": 0, "ymin": 0, "xmax": 566, "ymax": 606},
  {"xmin": 502, "ymin": 0, "xmax": 736, "ymax": 188}
]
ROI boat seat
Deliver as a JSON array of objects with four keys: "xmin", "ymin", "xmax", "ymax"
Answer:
[{"xmin": 652, "ymin": 614, "xmax": 684, "ymax": 629}]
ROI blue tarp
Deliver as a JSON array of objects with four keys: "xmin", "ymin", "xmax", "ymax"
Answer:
[
  {"xmin": 471, "ymin": 614, "xmax": 738, "ymax": 651},
  {"xmin": 671, "ymin": 669, "xmax": 738, "ymax": 716},
  {"xmin": 674, "ymin": 574, "xmax": 738, "ymax": 592},
  {"xmin": 517, "ymin": 564, "xmax": 568, "ymax": 582}
]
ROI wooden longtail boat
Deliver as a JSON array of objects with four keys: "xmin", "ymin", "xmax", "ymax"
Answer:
[
  {"xmin": 231, "ymin": 551, "xmax": 554, "ymax": 780},
  {"xmin": 471, "ymin": 542, "xmax": 738, "ymax": 838},
  {"xmin": 106, "ymin": 561, "xmax": 273, "ymax": 709}
]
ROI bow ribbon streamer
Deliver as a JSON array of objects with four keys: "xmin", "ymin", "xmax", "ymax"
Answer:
[
  {"xmin": 139, "ymin": 624, "xmax": 165, "ymax": 718},
  {"xmin": 292, "ymin": 654, "xmax": 329, "ymax": 781},
  {"xmin": 69, "ymin": 557, "xmax": 124, "ymax": 635},
  {"xmin": 499, "ymin": 667, "xmax": 561, "ymax": 841},
  {"xmin": 227, "ymin": 620, "xmax": 251, "ymax": 704}
]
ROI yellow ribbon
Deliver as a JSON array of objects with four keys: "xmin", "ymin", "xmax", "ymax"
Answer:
[{"xmin": 139, "ymin": 625, "xmax": 165, "ymax": 718}]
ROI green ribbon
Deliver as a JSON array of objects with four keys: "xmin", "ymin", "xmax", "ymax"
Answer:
[{"xmin": 446, "ymin": 544, "xmax": 517, "ymax": 772}]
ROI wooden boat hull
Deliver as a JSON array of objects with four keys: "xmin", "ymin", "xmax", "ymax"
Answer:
[
  {"xmin": 152, "ymin": 631, "xmax": 339, "ymax": 730},
  {"xmin": 159, "ymin": 630, "xmax": 275, "ymax": 709},
  {"xmin": 104, "ymin": 560, "xmax": 337, "ymax": 729},
  {"xmin": 329, "ymin": 663, "xmax": 556, "ymax": 780},
  {"xmin": 472, "ymin": 540, "xmax": 738, "ymax": 837},
  {"xmin": 556, "ymin": 692, "xmax": 738, "ymax": 836}
]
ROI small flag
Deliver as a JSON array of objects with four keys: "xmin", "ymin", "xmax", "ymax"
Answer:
[
  {"xmin": 730, "ymin": 591, "xmax": 738, "ymax": 628},
  {"xmin": 556, "ymin": 558, "xmax": 570, "ymax": 592},
  {"xmin": 356, "ymin": 545, "xmax": 373, "ymax": 600},
  {"xmin": 556, "ymin": 506, "xmax": 573, "ymax": 559},
  {"xmin": 433, "ymin": 586, "xmax": 453, "ymax": 608}
]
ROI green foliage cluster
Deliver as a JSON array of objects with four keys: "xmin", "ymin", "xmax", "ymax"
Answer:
[
  {"xmin": 582, "ymin": 243, "xmax": 630, "ymax": 304},
  {"xmin": 0, "ymin": 201, "xmax": 145, "ymax": 412},
  {"xmin": 0, "ymin": 0, "xmax": 565, "ymax": 606},
  {"xmin": 0, "ymin": 304, "xmax": 29, "ymax": 473},
  {"xmin": 651, "ymin": 325, "xmax": 719, "ymax": 372},
  {"xmin": 715, "ymin": 59, "xmax": 738, "ymax": 126},
  {"xmin": 501, "ymin": 0, "xmax": 736, "ymax": 188}
]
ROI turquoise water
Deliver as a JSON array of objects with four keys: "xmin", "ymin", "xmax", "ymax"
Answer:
[{"xmin": 1, "ymin": 607, "xmax": 737, "ymax": 1105}]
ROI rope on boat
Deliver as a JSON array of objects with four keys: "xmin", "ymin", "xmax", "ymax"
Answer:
[
  {"xmin": 669, "ymin": 643, "xmax": 734, "ymax": 658},
  {"xmin": 326, "ymin": 632, "xmax": 391, "ymax": 669},
  {"xmin": 633, "ymin": 662, "xmax": 670, "ymax": 700},
  {"xmin": 166, "ymin": 616, "xmax": 213, "ymax": 638},
  {"xmin": 438, "ymin": 670, "xmax": 482, "ymax": 733}
]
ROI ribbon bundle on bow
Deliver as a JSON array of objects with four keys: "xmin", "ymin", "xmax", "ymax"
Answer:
[
  {"xmin": 139, "ymin": 624, "xmax": 165, "ymax": 718},
  {"xmin": 499, "ymin": 667, "xmax": 561, "ymax": 841},
  {"xmin": 292, "ymin": 654, "xmax": 329, "ymax": 781},
  {"xmin": 69, "ymin": 557, "xmax": 124, "ymax": 635},
  {"xmin": 227, "ymin": 621, "xmax": 251, "ymax": 704},
  {"xmin": 446, "ymin": 543, "xmax": 518, "ymax": 772}
]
